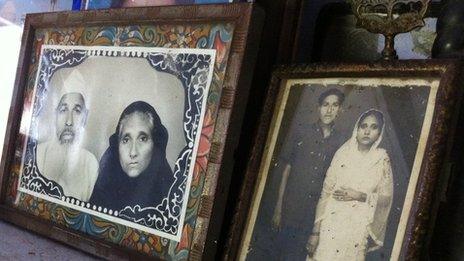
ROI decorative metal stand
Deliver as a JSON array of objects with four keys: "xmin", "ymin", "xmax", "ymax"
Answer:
[{"xmin": 347, "ymin": 0, "xmax": 431, "ymax": 60}]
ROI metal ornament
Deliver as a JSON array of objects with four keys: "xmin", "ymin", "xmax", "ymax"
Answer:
[{"xmin": 347, "ymin": 0, "xmax": 431, "ymax": 60}]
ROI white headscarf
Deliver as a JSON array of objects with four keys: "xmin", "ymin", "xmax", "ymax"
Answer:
[
  {"xmin": 314, "ymin": 109, "xmax": 393, "ymax": 251},
  {"xmin": 337, "ymin": 108, "xmax": 386, "ymax": 170}
]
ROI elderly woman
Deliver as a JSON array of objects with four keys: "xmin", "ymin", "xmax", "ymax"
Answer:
[
  {"xmin": 307, "ymin": 109, "xmax": 394, "ymax": 261},
  {"xmin": 89, "ymin": 101, "xmax": 174, "ymax": 211}
]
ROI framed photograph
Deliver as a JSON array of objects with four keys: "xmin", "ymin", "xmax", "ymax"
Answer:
[
  {"xmin": 0, "ymin": 3, "xmax": 262, "ymax": 259},
  {"xmin": 224, "ymin": 61, "xmax": 463, "ymax": 260}
]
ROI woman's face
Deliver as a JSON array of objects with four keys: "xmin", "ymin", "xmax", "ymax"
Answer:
[
  {"xmin": 118, "ymin": 112, "xmax": 154, "ymax": 178},
  {"xmin": 356, "ymin": 114, "xmax": 381, "ymax": 148}
]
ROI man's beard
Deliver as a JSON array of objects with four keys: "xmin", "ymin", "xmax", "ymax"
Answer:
[
  {"xmin": 47, "ymin": 140, "xmax": 81, "ymax": 178},
  {"xmin": 58, "ymin": 128, "xmax": 76, "ymax": 145}
]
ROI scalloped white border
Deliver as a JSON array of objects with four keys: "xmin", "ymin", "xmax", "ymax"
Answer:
[{"xmin": 17, "ymin": 44, "xmax": 216, "ymax": 242}]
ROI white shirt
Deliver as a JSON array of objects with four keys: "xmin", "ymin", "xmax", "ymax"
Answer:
[{"xmin": 36, "ymin": 140, "xmax": 98, "ymax": 201}]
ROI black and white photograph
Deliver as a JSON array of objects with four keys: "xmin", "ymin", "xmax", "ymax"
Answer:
[
  {"xmin": 17, "ymin": 45, "xmax": 216, "ymax": 241},
  {"xmin": 239, "ymin": 77, "xmax": 439, "ymax": 260}
]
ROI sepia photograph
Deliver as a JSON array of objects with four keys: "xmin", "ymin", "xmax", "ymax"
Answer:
[
  {"xmin": 17, "ymin": 45, "xmax": 216, "ymax": 241},
  {"xmin": 239, "ymin": 77, "xmax": 439, "ymax": 261}
]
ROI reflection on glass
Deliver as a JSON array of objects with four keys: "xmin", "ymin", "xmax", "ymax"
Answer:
[{"xmin": 0, "ymin": 0, "xmax": 73, "ymax": 159}]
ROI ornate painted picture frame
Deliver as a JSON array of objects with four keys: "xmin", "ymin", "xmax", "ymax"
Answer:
[
  {"xmin": 0, "ymin": 3, "xmax": 262, "ymax": 260},
  {"xmin": 224, "ymin": 61, "xmax": 463, "ymax": 261}
]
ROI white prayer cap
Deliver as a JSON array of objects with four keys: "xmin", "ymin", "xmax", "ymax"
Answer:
[{"xmin": 49, "ymin": 68, "xmax": 89, "ymax": 110}]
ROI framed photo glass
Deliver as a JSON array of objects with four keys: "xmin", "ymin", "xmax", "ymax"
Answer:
[
  {"xmin": 0, "ymin": 3, "xmax": 261, "ymax": 259},
  {"xmin": 231, "ymin": 61, "xmax": 463, "ymax": 261}
]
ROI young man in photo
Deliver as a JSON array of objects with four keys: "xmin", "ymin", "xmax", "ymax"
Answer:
[{"xmin": 271, "ymin": 88, "xmax": 346, "ymax": 260}]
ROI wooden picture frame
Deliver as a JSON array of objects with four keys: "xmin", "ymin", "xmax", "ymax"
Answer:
[
  {"xmin": 0, "ymin": 3, "xmax": 262, "ymax": 260},
  {"xmin": 83, "ymin": 0, "xmax": 238, "ymax": 10},
  {"xmin": 224, "ymin": 60, "xmax": 463, "ymax": 260}
]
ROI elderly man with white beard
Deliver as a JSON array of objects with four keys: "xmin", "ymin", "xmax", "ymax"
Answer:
[{"xmin": 36, "ymin": 71, "xmax": 98, "ymax": 202}]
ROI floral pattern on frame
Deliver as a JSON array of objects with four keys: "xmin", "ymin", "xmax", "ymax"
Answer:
[{"xmin": 6, "ymin": 23, "xmax": 234, "ymax": 259}]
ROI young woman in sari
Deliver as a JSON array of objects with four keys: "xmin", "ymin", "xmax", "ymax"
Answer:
[{"xmin": 307, "ymin": 109, "xmax": 394, "ymax": 261}]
